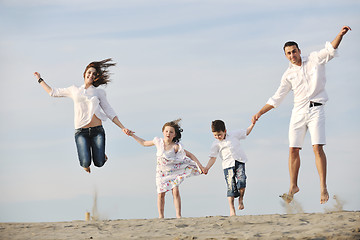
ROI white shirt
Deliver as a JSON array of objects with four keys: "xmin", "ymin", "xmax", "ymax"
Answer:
[
  {"xmin": 267, "ymin": 42, "xmax": 337, "ymax": 114},
  {"xmin": 50, "ymin": 85, "xmax": 117, "ymax": 129},
  {"xmin": 209, "ymin": 129, "xmax": 248, "ymax": 169}
]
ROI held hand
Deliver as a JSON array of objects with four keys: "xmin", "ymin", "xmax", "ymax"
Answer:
[
  {"xmin": 251, "ymin": 113, "xmax": 261, "ymax": 124},
  {"xmin": 339, "ymin": 26, "xmax": 351, "ymax": 36},
  {"xmin": 123, "ymin": 128, "xmax": 135, "ymax": 136},
  {"xmin": 34, "ymin": 72, "xmax": 41, "ymax": 80},
  {"xmin": 202, "ymin": 167, "xmax": 209, "ymax": 175},
  {"xmin": 199, "ymin": 165, "xmax": 206, "ymax": 174}
]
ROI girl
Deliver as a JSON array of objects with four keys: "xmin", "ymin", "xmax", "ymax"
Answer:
[
  {"xmin": 130, "ymin": 119, "xmax": 205, "ymax": 218},
  {"xmin": 34, "ymin": 58, "xmax": 132, "ymax": 173}
]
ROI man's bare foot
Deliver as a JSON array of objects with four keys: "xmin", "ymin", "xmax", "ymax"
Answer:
[
  {"xmin": 320, "ymin": 188, "xmax": 329, "ymax": 204},
  {"xmin": 280, "ymin": 193, "xmax": 293, "ymax": 203},
  {"xmin": 238, "ymin": 197, "xmax": 244, "ymax": 210},
  {"xmin": 84, "ymin": 167, "xmax": 91, "ymax": 173},
  {"xmin": 280, "ymin": 186, "xmax": 300, "ymax": 203},
  {"xmin": 290, "ymin": 186, "xmax": 300, "ymax": 195},
  {"xmin": 282, "ymin": 186, "xmax": 300, "ymax": 203}
]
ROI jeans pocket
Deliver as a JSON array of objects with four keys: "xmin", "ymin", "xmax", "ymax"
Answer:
[
  {"xmin": 75, "ymin": 128, "xmax": 82, "ymax": 136},
  {"xmin": 97, "ymin": 126, "xmax": 105, "ymax": 134}
]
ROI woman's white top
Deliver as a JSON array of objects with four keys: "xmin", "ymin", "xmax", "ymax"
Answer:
[{"xmin": 49, "ymin": 84, "xmax": 117, "ymax": 129}]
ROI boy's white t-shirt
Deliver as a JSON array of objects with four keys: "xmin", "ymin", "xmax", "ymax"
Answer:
[{"xmin": 209, "ymin": 129, "xmax": 248, "ymax": 169}]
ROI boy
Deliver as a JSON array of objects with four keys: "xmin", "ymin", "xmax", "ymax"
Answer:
[{"xmin": 203, "ymin": 120, "xmax": 255, "ymax": 216}]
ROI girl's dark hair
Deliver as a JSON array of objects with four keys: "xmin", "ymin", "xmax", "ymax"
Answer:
[
  {"xmin": 162, "ymin": 118, "xmax": 183, "ymax": 143},
  {"xmin": 83, "ymin": 58, "xmax": 116, "ymax": 87},
  {"xmin": 211, "ymin": 120, "xmax": 226, "ymax": 132}
]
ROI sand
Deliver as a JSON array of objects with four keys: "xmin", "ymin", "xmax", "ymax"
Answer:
[{"xmin": 0, "ymin": 211, "xmax": 359, "ymax": 240}]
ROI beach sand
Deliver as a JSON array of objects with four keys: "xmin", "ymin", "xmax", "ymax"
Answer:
[{"xmin": 0, "ymin": 211, "xmax": 359, "ymax": 240}]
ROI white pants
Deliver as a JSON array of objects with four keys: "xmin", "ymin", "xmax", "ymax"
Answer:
[{"xmin": 289, "ymin": 105, "xmax": 326, "ymax": 148}]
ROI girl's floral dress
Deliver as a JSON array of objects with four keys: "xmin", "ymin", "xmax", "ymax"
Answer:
[{"xmin": 153, "ymin": 137, "xmax": 201, "ymax": 193}]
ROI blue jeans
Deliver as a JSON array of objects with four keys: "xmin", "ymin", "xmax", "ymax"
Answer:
[
  {"xmin": 74, "ymin": 125, "xmax": 106, "ymax": 168},
  {"xmin": 223, "ymin": 161, "xmax": 247, "ymax": 198}
]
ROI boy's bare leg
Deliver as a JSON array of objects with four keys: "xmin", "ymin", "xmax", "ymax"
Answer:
[
  {"xmin": 238, "ymin": 188, "xmax": 245, "ymax": 210},
  {"xmin": 157, "ymin": 192, "xmax": 166, "ymax": 218},
  {"xmin": 84, "ymin": 167, "xmax": 91, "ymax": 173},
  {"xmin": 313, "ymin": 144, "xmax": 329, "ymax": 204},
  {"xmin": 172, "ymin": 187, "xmax": 182, "ymax": 218},
  {"xmin": 286, "ymin": 147, "xmax": 301, "ymax": 202},
  {"xmin": 228, "ymin": 197, "xmax": 236, "ymax": 216}
]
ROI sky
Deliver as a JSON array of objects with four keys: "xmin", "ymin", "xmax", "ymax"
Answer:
[{"xmin": 0, "ymin": 0, "xmax": 359, "ymax": 222}]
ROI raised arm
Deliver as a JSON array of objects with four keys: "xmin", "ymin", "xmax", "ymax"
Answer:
[
  {"xmin": 34, "ymin": 72, "xmax": 52, "ymax": 94},
  {"xmin": 130, "ymin": 133, "xmax": 154, "ymax": 147},
  {"xmin": 331, "ymin": 26, "xmax": 351, "ymax": 49}
]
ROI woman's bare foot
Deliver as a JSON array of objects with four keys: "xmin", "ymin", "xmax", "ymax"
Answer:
[
  {"xmin": 238, "ymin": 197, "xmax": 244, "ymax": 210},
  {"xmin": 320, "ymin": 188, "xmax": 329, "ymax": 204},
  {"xmin": 105, "ymin": 154, "xmax": 108, "ymax": 162},
  {"xmin": 84, "ymin": 167, "xmax": 91, "ymax": 173}
]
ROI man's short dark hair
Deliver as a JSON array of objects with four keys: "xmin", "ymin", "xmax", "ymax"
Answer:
[
  {"xmin": 283, "ymin": 41, "xmax": 299, "ymax": 52},
  {"xmin": 211, "ymin": 120, "xmax": 226, "ymax": 132}
]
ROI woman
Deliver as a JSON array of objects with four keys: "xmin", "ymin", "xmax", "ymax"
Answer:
[{"xmin": 34, "ymin": 58, "xmax": 132, "ymax": 173}]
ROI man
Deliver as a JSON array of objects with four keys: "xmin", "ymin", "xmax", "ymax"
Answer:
[{"xmin": 252, "ymin": 26, "xmax": 351, "ymax": 204}]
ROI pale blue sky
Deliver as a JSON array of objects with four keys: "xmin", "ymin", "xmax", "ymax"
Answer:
[{"xmin": 0, "ymin": 0, "xmax": 359, "ymax": 222}]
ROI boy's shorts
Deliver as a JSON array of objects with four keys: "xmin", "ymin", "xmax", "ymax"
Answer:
[
  {"xmin": 223, "ymin": 161, "xmax": 246, "ymax": 198},
  {"xmin": 289, "ymin": 105, "xmax": 326, "ymax": 148}
]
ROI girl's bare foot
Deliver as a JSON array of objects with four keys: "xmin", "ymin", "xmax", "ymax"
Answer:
[{"xmin": 84, "ymin": 167, "xmax": 91, "ymax": 173}]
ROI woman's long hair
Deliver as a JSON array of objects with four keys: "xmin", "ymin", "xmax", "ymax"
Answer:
[
  {"xmin": 162, "ymin": 118, "xmax": 183, "ymax": 143},
  {"xmin": 83, "ymin": 58, "xmax": 116, "ymax": 87}
]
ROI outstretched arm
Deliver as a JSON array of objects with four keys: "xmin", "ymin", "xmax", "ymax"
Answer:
[
  {"xmin": 246, "ymin": 122, "xmax": 255, "ymax": 136},
  {"xmin": 112, "ymin": 117, "xmax": 133, "ymax": 136},
  {"xmin": 184, "ymin": 149, "xmax": 205, "ymax": 173},
  {"xmin": 130, "ymin": 133, "xmax": 154, "ymax": 147},
  {"xmin": 331, "ymin": 26, "xmax": 351, "ymax": 49},
  {"xmin": 34, "ymin": 72, "xmax": 52, "ymax": 94},
  {"xmin": 203, "ymin": 157, "xmax": 217, "ymax": 175},
  {"xmin": 251, "ymin": 104, "xmax": 274, "ymax": 124}
]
